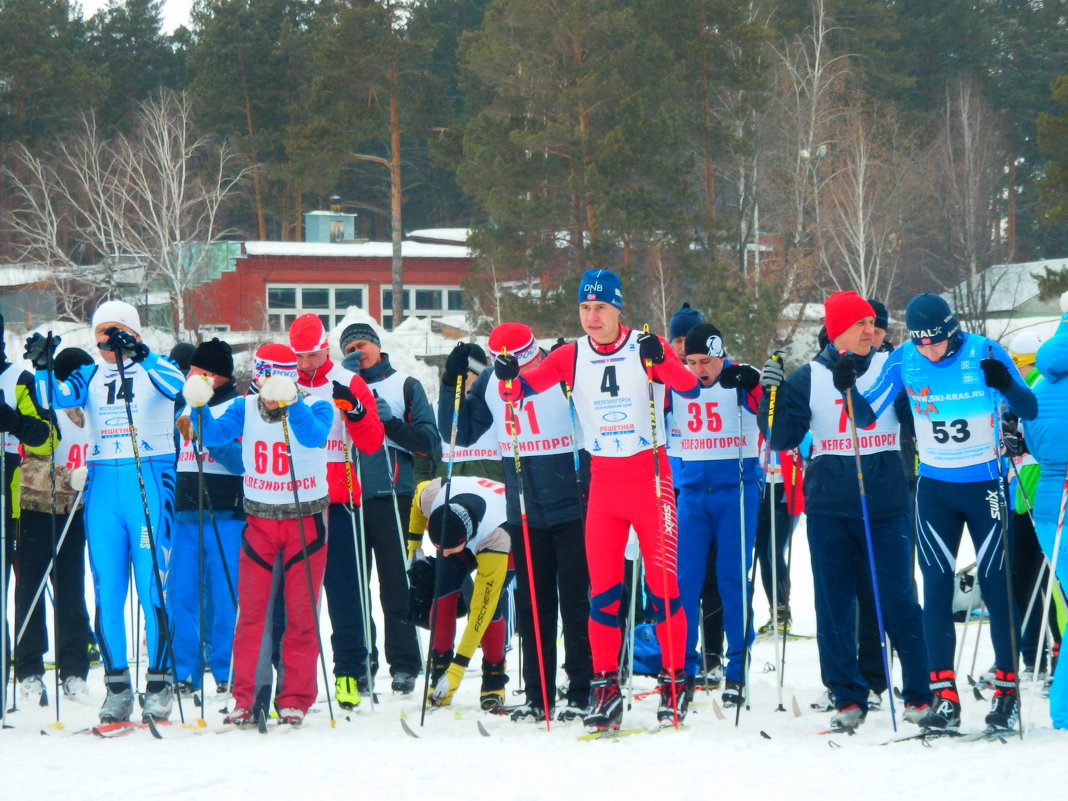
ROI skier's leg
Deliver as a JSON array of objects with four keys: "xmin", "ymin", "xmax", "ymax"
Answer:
[{"xmin": 914, "ymin": 476, "xmax": 967, "ymax": 672}]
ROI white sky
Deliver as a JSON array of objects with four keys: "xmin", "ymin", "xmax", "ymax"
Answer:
[{"xmin": 79, "ymin": 0, "xmax": 194, "ymax": 33}]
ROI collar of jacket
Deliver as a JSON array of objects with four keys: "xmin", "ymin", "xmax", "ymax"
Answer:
[
  {"xmin": 297, "ymin": 358, "xmax": 334, "ymax": 388},
  {"xmin": 360, "ymin": 354, "xmax": 394, "ymax": 384},
  {"xmin": 816, "ymin": 344, "xmax": 875, "ymax": 376},
  {"xmin": 210, "ymin": 379, "xmax": 239, "ymax": 405}
]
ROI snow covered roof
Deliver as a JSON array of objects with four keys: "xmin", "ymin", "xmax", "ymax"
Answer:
[
  {"xmin": 944, "ymin": 258, "xmax": 1067, "ymax": 313},
  {"xmin": 407, "ymin": 228, "xmax": 470, "ymax": 244},
  {"xmin": 0, "ymin": 264, "xmax": 52, "ymax": 288},
  {"xmin": 243, "ymin": 240, "xmax": 470, "ymax": 259}
]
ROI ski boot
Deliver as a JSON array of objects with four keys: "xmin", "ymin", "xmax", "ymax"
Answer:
[
  {"xmin": 19, "ymin": 675, "xmax": 47, "ymax": 707},
  {"xmin": 657, "ymin": 669, "xmax": 689, "ymax": 727},
  {"xmin": 430, "ymin": 650, "xmax": 453, "ymax": 686},
  {"xmin": 99, "ymin": 669, "xmax": 134, "ymax": 723},
  {"xmin": 917, "ymin": 670, "xmax": 961, "ymax": 730},
  {"xmin": 391, "ymin": 672, "xmax": 416, "ymax": 695},
  {"xmin": 141, "ymin": 671, "xmax": 174, "ymax": 722},
  {"xmin": 697, "ymin": 657, "xmax": 723, "ymax": 690},
  {"xmin": 867, "ymin": 689, "xmax": 883, "ymax": 711},
  {"xmin": 902, "ymin": 700, "xmax": 931, "ymax": 725},
  {"xmin": 757, "ymin": 603, "xmax": 791, "ymax": 635},
  {"xmin": 215, "ymin": 680, "xmax": 231, "ymax": 695},
  {"xmin": 830, "ymin": 704, "xmax": 866, "ymax": 731},
  {"xmin": 810, "ymin": 688, "xmax": 834, "ymax": 711},
  {"xmin": 278, "ymin": 707, "xmax": 305, "ymax": 726},
  {"xmin": 721, "ymin": 679, "xmax": 745, "ymax": 709},
  {"xmin": 63, "ymin": 676, "xmax": 91, "ymax": 704},
  {"xmin": 335, "ymin": 676, "xmax": 362, "ymax": 710},
  {"xmin": 510, "ymin": 701, "xmax": 552, "ymax": 722},
  {"xmin": 684, "ymin": 673, "xmax": 697, "ymax": 704},
  {"xmin": 583, "ymin": 672, "xmax": 623, "ymax": 732},
  {"xmin": 480, "ymin": 659, "xmax": 508, "ymax": 711},
  {"xmin": 176, "ymin": 680, "xmax": 198, "ymax": 698},
  {"xmin": 985, "ymin": 669, "xmax": 1019, "ymax": 730},
  {"xmin": 557, "ymin": 687, "xmax": 591, "ymax": 722},
  {"xmin": 224, "ymin": 707, "xmax": 254, "ymax": 726}
]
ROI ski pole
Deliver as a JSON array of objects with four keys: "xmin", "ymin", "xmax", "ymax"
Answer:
[
  {"xmin": 765, "ymin": 359, "xmax": 786, "ymax": 713},
  {"xmin": 15, "ymin": 489, "xmax": 85, "ymax": 647},
  {"xmin": 987, "ymin": 346, "xmax": 1023, "ymax": 740},
  {"xmin": 625, "ymin": 549, "xmax": 640, "ymax": 708},
  {"xmin": 42, "ymin": 334, "xmax": 62, "ymax": 726},
  {"xmin": 1028, "ymin": 463, "xmax": 1068, "ymax": 727},
  {"xmin": 843, "ymin": 383, "xmax": 898, "ymax": 732},
  {"xmin": 780, "ymin": 450, "xmax": 800, "ymax": 691},
  {"xmin": 346, "ymin": 437, "xmax": 376, "ymax": 709},
  {"xmin": 643, "ymin": 325, "xmax": 679, "ymax": 730},
  {"xmin": 503, "ymin": 349, "xmax": 551, "ymax": 731},
  {"xmin": 187, "ymin": 434, "xmax": 237, "ymax": 609},
  {"xmin": 277, "ymin": 406, "xmax": 335, "ymax": 728},
  {"xmin": 1, "ymin": 431, "xmax": 9, "ymax": 728},
  {"xmin": 420, "ymin": 374, "xmax": 462, "ymax": 726},
  {"xmin": 954, "ymin": 566, "xmax": 981, "ymax": 679},
  {"xmin": 114, "ymin": 353, "xmax": 185, "ymax": 725},
  {"xmin": 735, "ymin": 390, "xmax": 753, "ymax": 724}
]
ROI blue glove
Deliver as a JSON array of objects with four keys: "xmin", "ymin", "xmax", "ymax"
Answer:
[{"xmin": 376, "ymin": 397, "xmax": 393, "ymax": 422}]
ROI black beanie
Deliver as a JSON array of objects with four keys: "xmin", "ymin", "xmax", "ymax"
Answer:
[
  {"xmin": 53, "ymin": 348, "xmax": 94, "ymax": 382},
  {"xmin": 190, "ymin": 337, "xmax": 234, "ymax": 378},
  {"xmin": 427, "ymin": 503, "xmax": 474, "ymax": 551},
  {"xmin": 340, "ymin": 323, "xmax": 381, "ymax": 352},
  {"xmin": 169, "ymin": 342, "xmax": 196, "ymax": 373},
  {"xmin": 684, "ymin": 322, "xmax": 726, "ymax": 358}
]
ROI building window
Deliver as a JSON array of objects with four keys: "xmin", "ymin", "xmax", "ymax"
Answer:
[
  {"xmin": 380, "ymin": 285, "xmax": 465, "ymax": 330},
  {"xmin": 266, "ymin": 284, "xmax": 367, "ymax": 332}
]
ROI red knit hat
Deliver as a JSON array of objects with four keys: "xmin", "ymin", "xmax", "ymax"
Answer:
[
  {"xmin": 824, "ymin": 291, "xmax": 876, "ymax": 343},
  {"xmin": 488, "ymin": 323, "xmax": 539, "ymax": 366},
  {"xmin": 288, "ymin": 313, "xmax": 328, "ymax": 353},
  {"xmin": 252, "ymin": 343, "xmax": 298, "ymax": 384}
]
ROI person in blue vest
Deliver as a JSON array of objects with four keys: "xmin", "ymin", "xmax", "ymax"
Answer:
[
  {"xmin": 1022, "ymin": 292, "xmax": 1068, "ymax": 728},
  {"xmin": 669, "ymin": 323, "xmax": 761, "ymax": 707},
  {"xmin": 860, "ymin": 293, "xmax": 1038, "ymax": 731},
  {"xmin": 761, "ymin": 291, "xmax": 931, "ymax": 732}
]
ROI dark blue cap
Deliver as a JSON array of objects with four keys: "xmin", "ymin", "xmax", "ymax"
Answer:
[
  {"xmin": 906, "ymin": 293, "xmax": 959, "ymax": 345},
  {"xmin": 577, "ymin": 269, "xmax": 622, "ymax": 309},
  {"xmin": 669, "ymin": 303, "xmax": 703, "ymax": 340}
]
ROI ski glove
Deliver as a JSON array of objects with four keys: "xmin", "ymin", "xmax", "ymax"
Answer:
[
  {"xmin": 101, "ymin": 327, "xmax": 149, "ymax": 363},
  {"xmin": 70, "ymin": 466, "xmax": 88, "ymax": 492},
  {"xmin": 429, "ymin": 661, "xmax": 465, "ymax": 706},
  {"xmin": 24, "ymin": 333, "xmax": 60, "ymax": 370},
  {"xmin": 183, "ymin": 374, "xmax": 213, "ymax": 408},
  {"xmin": 259, "ymin": 375, "xmax": 298, "ymax": 405},
  {"xmin": 406, "ymin": 534, "xmax": 422, "ymax": 563},
  {"xmin": 832, "ymin": 356, "xmax": 858, "ymax": 393},
  {"xmin": 637, "ymin": 331, "xmax": 665, "ymax": 365},
  {"xmin": 980, "ymin": 357, "xmax": 1012, "ymax": 391},
  {"xmin": 719, "ymin": 364, "xmax": 760, "ymax": 391},
  {"xmin": 760, "ymin": 355, "xmax": 785, "ymax": 389},
  {"xmin": 375, "ymin": 397, "xmax": 393, "ymax": 422},
  {"xmin": 1002, "ymin": 427, "xmax": 1025, "ymax": 458},
  {"xmin": 176, "ymin": 415, "xmax": 195, "ymax": 442},
  {"xmin": 493, "ymin": 353, "xmax": 520, "ymax": 383},
  {"xmin": 331, "ymin": 380, "xmax": 367, "ymax": 421},
  {"xmin": 444, "ymin": 342, "xmax": 473, "ymax": 385}
]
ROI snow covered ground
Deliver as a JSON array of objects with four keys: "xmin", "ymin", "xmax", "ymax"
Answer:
[{"xmin": 2, "ymin": 514, "xmax": 1064, "ymax": 801}]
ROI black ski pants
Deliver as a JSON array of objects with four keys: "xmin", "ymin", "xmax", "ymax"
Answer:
[
  {"xmin": 755, "ymin": 483, "xmax": 793, "ymax": 610},
  {"xmin": 506, "ymin": 518, "xmax": 592, "ymax": 708},
  {"xmin": 322, "ymin": 502, "xmax": 369, "ymax": 678}
]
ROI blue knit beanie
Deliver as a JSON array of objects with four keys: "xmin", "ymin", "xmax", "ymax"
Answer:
[
  {"xmin": 669, "ymin": 303, "xmax": 703, "ymax": 340},
  {"xmin": 906, "ymin": 293, "xmax": 959, "ymax": 345},
  {"xmin": 577, "ymin": 269, "xmax": 623, "ymax": 309}
]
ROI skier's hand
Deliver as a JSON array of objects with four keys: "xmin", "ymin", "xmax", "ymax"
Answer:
[
  {"xmin": 760, "ymin": 354, "xmax": 785, "ymax": 389},
  {"xmin": 175, "ymin": 414, "xmax": 195, "ymax": 442},
  {"xmin": 183, "ymin": 374, "xmax": 213, "ymax": 408},
  {"xmin": 24, "ymin": 333, "xmax": 60, "ymax": 370},
  {"xmin": 637, "ymin": 330, "xmax": 665, "ymax": 365},
  {"xmin": 832, "ymin": 354, "xmax": 858, "ymax": 392},
  {"xmin": 444, "ymin": 342, "xmax": 472, "ymax": 385},
  {"xmin": 980, "ymin": 357, "xmax": 1012, "ymax": 391},
  {"xmin": 375, "ymin": 397, "xmax": 393, "ymax": 422},
  {"xmin": 493, "ymin": 353, "xmax": 520, "ymax": 383},
  {"xmin": 332, "ymin": 380, "xmax": 367, "ymax": 421},
  {"xmin": 259, "ymin": 375, "xmax": 298, "ymax": 405},
  {"xmin": 1002, "ymin": 427, "xmax": 1024, "ymax": 458},
  {"xmin": 70, "ymin": 466, "xmax": 88, "ymax": 492},
  {"xmin": 429, "ymin": 662, "xmax": 465, "ymax": 706},
  {"xmin": 719, "ymin": 364, "xmax": 760, "ymax": 391}
]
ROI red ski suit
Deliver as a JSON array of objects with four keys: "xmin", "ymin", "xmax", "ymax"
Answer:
[{"xmin": 501, "ymin": 327, "xmax": 698, "ymax": 672}]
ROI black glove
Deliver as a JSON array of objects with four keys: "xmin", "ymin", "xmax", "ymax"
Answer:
[
  {"xmin": 637, "ymin": 331, "xmax": 664, "ymax": 364},
  {"xmin": 761, "ymin": 354, "xmax": 785, "ymax": 389},
  {"xmin": 550, "ymin": 338, "xmax": 568, "ymax": 352},
  {"xmin": 832, "ymin": 355, "xmax": 858, "ymax": 393},
  {"xmin": 1002, "ymin": 428, "xmax": 1025, "ymax": 458},
  {"xmin": 980, "ymin": 357, "xmax": 1012, "ymax": 391},
  {"xmin": 444, "ymin": 342, "xmax": 472, "ymax": 385},
  {"xmin": 0, "ymin": 394, "xmax": 19, "ymax": 434},
  {"xmin": 24, "ymin": 333, "xmax": 60, "ymax": 370},
  {"xmin": 719, "ymin": 363, "xmax": 760, "ymax": 391},
  {"xmin": 101, "ymin": 327, "xmax": 148, "ymax": 362},
  {"xmin": 494, "ymin": 353, "xmax": 520, "ymax": 382},
  {"xmin": 331, "ymin": 380, "xmax": 367, "ymax": 421}
]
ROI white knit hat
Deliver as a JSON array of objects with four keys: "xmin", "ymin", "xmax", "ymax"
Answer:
[
  {"xmin": 91, "ymin": 300, "xmax": 142, "ymax": 337},
  {"xmin": 1008, "ymin": 331, "xmax": 1043, "ymax": 359}
]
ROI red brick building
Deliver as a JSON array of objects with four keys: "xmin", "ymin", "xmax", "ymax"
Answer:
[{"xmin": 188, "ymin": 233, "xmax": 473, "ymax": 333}]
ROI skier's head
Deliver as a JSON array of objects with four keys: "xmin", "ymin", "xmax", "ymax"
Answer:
[
  {"xmin": 289, "ymin": 313, "xmax": 330, "ymax": 378},
  {"xmin": 866, "ymin": 297, "xmax": 890, "ymax": 350},
  {"xmin": 427, "ymin": 502, "xmax": 475, "ymax": 556},
  {"xmin": 53, "ymin": 347, "xmax": 94, "ymax": 382},
  {"xmin": 251, "ymin": 343, "xmax": 298, "ymax": 388},
  {"xmin": 683, "ymin": 322, "xmax": 726, "ymax": 385},
  {"xmin": 339, "ymin": 322, "xmax": 382, "ymax": 372},
  {"xmin": 906, "ymin": 293, "xmax": 960, "ymax": 363},
  {"xmin": 92, "ymin": 300, "xmax": 142, "ymax": 365},
  {"xmin": 489, "ymin": 323, "xmax": 541, "ymax": 373},
  {"xmin": 1008, "ymin": 331, "xmax": 1043, "ymax": 371},
  {"xmin": 577, "ymin": 269, "xmax": 623, "ymax": 345},
  {"xmin": 669, "ymin": 303, "xmax": 703, "ymax": 358},
  {"xmin": 189, "ymin": 337, "xmax": 234, "ymax": 387},
  {"xmin": 168, "ymin": 342, "xmax": 196, "ymax": 375},
  {"xmin": 823, "ymin": 291, "xmax": 875, "ymax": 356}
]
